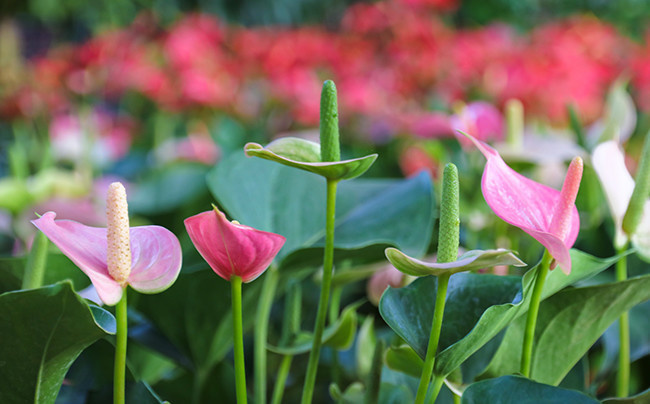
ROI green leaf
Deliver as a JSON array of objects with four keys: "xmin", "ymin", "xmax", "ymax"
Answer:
[
  {"xmin": 134, "ymin": 269, "xmax": 260, "ymax": 374},
  {"xmin": 128, "ymin": 163, "xmax": 210, "ymax": 215},
  {"xmin": 385, "ymin": 248, "xmax": 525, "ymax": 277},
  {"xmin": 0, "ymin": 282, "xmax": 114, "ymax": 404},
  {"xmin": 268, "ymin": 302, "xmax": 359, "ymax": 355},
  {"xmin": 385, "ymin": 345, "xmax": 423, "ymax": 378},
  {"xmin": 602, "ymin": 386, "xmax": 650, "ymax": 403},
  {"xmin": 461, "ymin": 376, "xmax": 599, "ymax": 404},
  {"xmin": 379, "ymin": 250, "xmax": 623, "ymax": 378},
  {"xmin": 356, "ymin": 316, "xmax": 377, "ymax": 378},
  {"xmin": 480, "ymin": 273, "xmax": 650, "ymax": 385},
  {"xmin": 244, "ymin": 138, "xmax": 377, "ymax": 180},
  {"xmin": 208, "ymin": 151, "xmax": 434, "ymax": 262}
]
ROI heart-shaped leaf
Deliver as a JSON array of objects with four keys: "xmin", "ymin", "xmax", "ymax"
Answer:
[
  {"xmin": 480, "ymin": 273, "xmax": 650, "ymax": 385},
  {"xmin": 602, "ymin": 386, "xmax": 650, "ymax": 403},
  {"xmin": 385, "ymin": 248, "xmax": 525, "ymax": 277},
  {"xmin": 462, "ymin": 375, "xmax": 599, "ymax": 404},
  {"xmin": 244, "ymin": 138, "xmax": 377, "ymax": 181},
  {"xmin": 208, "ymin": 151, "xmax": 434, "ymax": 262},
  {"xmin": 0, "ymin": 282, "xmax": 115, "ymax": 404},
  {"xmin": 379, "ymin": 250, "xmax": 624, "ymax": 378},
  {"xmin": 267, "ymin": 302, "xmax": 359, "ymax": 355}
]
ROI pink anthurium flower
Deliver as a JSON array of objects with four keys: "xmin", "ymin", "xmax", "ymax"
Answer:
[
  {"xmin": 32, "ymin": 204, "xmax": 182, "ymax": 306},
  {"xmin": 463, "ymin": 132, "xmax": 583, "ymax": 274},
  {"xmin": 184, "ymin": 206, "xmax": 286, "ymax": 282}
]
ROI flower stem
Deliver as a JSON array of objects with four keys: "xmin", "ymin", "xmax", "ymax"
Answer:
[
  {"xmin": 232, "ymin": 275, "xmax": 248, "ymax": 404},
  {"xmin": 521, "ymin": 250, "xmax": 553, "ymax": 377},
  {"xmin": 416, "ymin": 163, "xmax": 459, "ymax": 404},
  {"xmin": 426, "ymin": 374, "xmax": 445, "ymax": 404},
  {"xmin": 301, "ymin": 178, "xmax": 338, "ymax": 404},
  {"xmin": 22, "ymin": 231, "xmax": 49, "ymax": 289},
  {"xmin": 616, "ymin": 246, "xmax": 629, "ymax": 397},
  {"xmin": 271, "ymin": 355, "xmax": 293, "ymax": 404},
  {"xmin": 415, "ymin": 274, "xmax": 450, "ymax": 404},
  {"xmin": 254, "ymin": 266, "xmax": 279, "ymax": 404},
  {"xmin": 113, "ymin": 289, "xmax": 128, "ymax": 404}
]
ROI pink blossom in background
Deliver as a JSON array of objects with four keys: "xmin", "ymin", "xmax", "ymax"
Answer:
[
  {"xmin": 367, "ymin": 264, "xmax": 406, "ymax": 305},
  {"xmin": 451, "ymin": 102, "xmax": 504, "ymax": 146}
]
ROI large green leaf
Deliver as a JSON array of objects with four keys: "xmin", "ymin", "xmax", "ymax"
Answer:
[
  {"xmin": 379, "ymin": 250, "xmax": 623, "ymax": 378},
  {"xmin": 0, "ymin": 282, "xmax": 115, "ymax": 404},
  {"xmin": 208, "ymin": 151, "xmax": 434, "ymax": 261},
  {"xmin": 461, "ymin": 376, "xmax": 599, "ymax": 404},
  {"xmin": 480, "ymin": 273, "xmax": 650, "ymax": 385},
  {"xmin": 602, "ymin": 387, "xmax": 650, "ymax": 403}
]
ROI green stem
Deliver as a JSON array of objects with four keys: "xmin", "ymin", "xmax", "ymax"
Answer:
[
  {"xmin": 521, "ymin": 250, "xmax": 553, "ymax": 377},
  {"xmin": 232, "ymin": 275, "xmax": 248, "ymax": 404},
  {"xmin": 271, "ymin": 355, "xmax": 293, "ymax": 404},
  {"xmin": 453, "ymin": 393, "xmax": 461, "ymax": 404},
  {"xmin": 415, "ymin": 274, "xmax": 450, "ymax": 404},
  {"xmin": 301, "ymin": 179, "xmax": 338, "ymax": 404},
  {"xmin": 22, "ymin": 231, "xmax": 48, "ymax": 289},
  {"xmin": 364, "ymin": 339, "xmax": 384, "ymax": 404},
  {"xmin": 113, "ymin": 289, "xmax": 128, "ymax": 404},
  {"xmin": 616, "ymin": 246, "xmax": 629, "ymax": 397},
  {"xmin": 254, "ymin": 266, "xmax": 279, "ymax": 404},
  {"xmin": 426, "ymin": 375, "xmax": 445, "ymax": 404},
  {"xmin": 192, "ymin": 368, "xmax": 208, "ymax": 404}
]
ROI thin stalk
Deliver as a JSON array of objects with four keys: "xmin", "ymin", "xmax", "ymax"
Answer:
[
  {"xmin": 254, "ymin": 266, "xmax": 279, "ymax": 404},
  {"xmin": 22, "ymin": 231, "xmax": 48, "ymax": 289},
  {"xmin": 301, "ymin": 179, "xmax": 338, "ymax": 404},
  {"xmin": 415, "ymin": 274, "xmax": 450, "ymax": 404},
  {"xmin": 521, "ymin": 250, "xmax": 553, "ymax": 377},
  {"xmin": 113, "ymin": 289, "xmax": 128, "ymax": 404},
  {"xmin": 271, "ymin": 354, "xmax": 293, "ymax": 404},
  {"xmin": 364, "ymin": 339, "xmax": 385, "ymax": 404},
  {"xmin": 616, "ymin": 246, "xmax": 629, "ymax": 397},
  {"xmin": 453, "ymin": 393, "xmax": 461, "ymax": 404},
  {"xmin": 426, "ymin": 375, "xmax": 445, "ymax": 404},
  {"xmin": 232, "ymin": 275, "xmax": 248, "ymax": 404}
]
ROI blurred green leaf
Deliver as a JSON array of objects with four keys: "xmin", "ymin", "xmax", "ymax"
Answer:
[
  {"xmin": 0, "ymin": 282, "xmax": 114, "ymax": 404},
  {"xmin": 602, "ymin": 386, "xmax": 650, "ymax": 403},
  {"xmin": 129, "ymin": 163, "xmax": 210, "ymax": 215},
  {"xmin": 461, "ymin": 375, "xmax": 599, "ymax": 404},
  {"xmin": 268, "ymin": 302, "xmax": 359, "ymax": 355}
]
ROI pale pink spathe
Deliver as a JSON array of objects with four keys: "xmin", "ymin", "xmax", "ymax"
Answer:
[
  {"xmin": 32, "ymin": 212, "xmax": 182, "ymax": 305},
  {"xmin": 466, "ymin": 135, "xmax": 580, "ymax": 274},
  {"xmin": 184, "ymin": 207, "xmax": 285, "ymax": 282}
]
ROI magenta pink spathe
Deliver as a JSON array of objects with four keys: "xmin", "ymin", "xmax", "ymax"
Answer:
[
  {"xmin": 465, "ymin": 133, "xmax": 582, "ymax": 274},
  {"xmin": 184, "ymin": 207, "xmax": 286, "ymax": 282}
]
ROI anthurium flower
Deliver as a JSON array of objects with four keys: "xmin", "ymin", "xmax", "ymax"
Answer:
[
  {"xmin": 463, "ymin": 132, "xmax": 583, "ymax": 274},
  {"xmin": 184, "ymin": 206, "xmax": 285, "ymax": 282},
  {"xmin": 244, "ymin": 137, "xmax": 377, "ymax": 181},
  {"xmin": 385, "ymin": 248, "xmax": 525, "ymax": 277},
  {"xmin": 592, "ymin": 140, "xmax": 650, "ymax": 257},
  {"xmin": 31, "ymin": 184, "xmax": 182, "ymax": 306}
]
